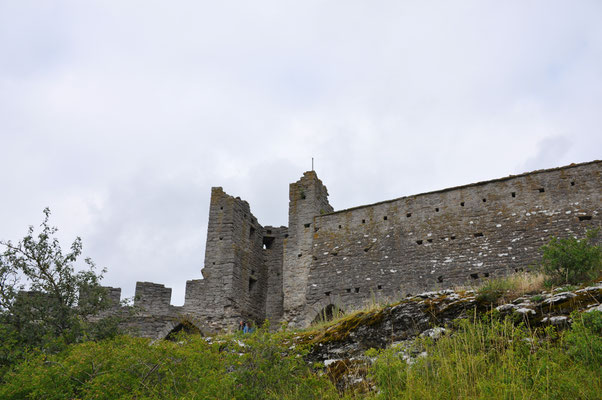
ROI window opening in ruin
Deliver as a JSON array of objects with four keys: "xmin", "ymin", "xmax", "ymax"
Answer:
[
  {"xmin": 332, "ymin": 252, "xmax": 338, "ymax": 256},
  {"xmin": 437, "ymin": 276, "xmax": 443, "ymax": 283},
  {"xmin": 284, "ymin": 234, "xmax": 289, "ymax": 238},
  {"xmin": 212, "ymin": 262, "xmax": 216, "ymax": 265},
  {"xmin": 266, "ymin": 229, "xmax": 272, "ymax": 234},
  {"xmin": 325, "ymin": 291, "xmax": 331, "ymax": 296},
  {"xmin": 571, "ymin": 181, "xmax": 575, "ymax": 186},
  {"xmin": 300, "ymin": 191, "xmax": 306, "ymax": 200},
  {"xmin": 220, "ymin": 206, "xmax": 223, "ymax": 210},
  {"xmin": 249, "ymin": 277, "xmax": 257, "ymax": 293},
  {"xmin": 450, "ymin": 235, "xmax": 456, "ymax": 240},
  {"xmin": 338, "ymin": 225, "xmax": 342, "ymax": 229},
  {"xmin": 314, "ymin": 226, "xmax": 320, "ymax": 232},
  {"xmin": 579, "ymin": 216, "xmax": 592, "ymax": 221},
  {"xmin": 219, "ymin": 237, "xmax": 223, "ymax": 240},
  {"xmin": 482, "ymin": 198, "xmax": 487, "ymax": 203},
  {"xmin": 427, "ymin": 239, "xmax": 433, "ymax": 243},
  {"xmin": 377, "ymin": 285, "xmax": 383, "ymax": 290},
  {"xmin": 470, "ymin": 273, "xmax": 479, "ymax": 280},
  {"xmin": 251, "ymin": 269, "xmax": 255, "ymax": 275},
  {"xmin": 407, "ymin": 213, "xmax": 412, "ymax": 218},
  {"xmin": 297, "ymin": 253, "xmax": 302, "ymax": 257},
  {"xmin": 460, "ymin": 202, "xmax": 465, "ymax": 207},
  {"xmin": 538, "ymin": 188, "xmax": 545, "ymax": 193},
  {"xmin": 354, "ymin": 287, "xmax": 360, "ymax": 293},
  {"xmin": 364, "ymin": 247, "xmax": 370, "ymax": 252},
  {"xmin": 511, "ymin": 192, "xmax": 516, "ymax": 198},
  {"xmin": 435, "ymin": 208, "xmax": 439, "ymax": 212},
  {"xmin": 362, "ymin": 219, "xmax": 366, "ymax": 223},
  {"xmin": 416, "ymin": 240, "xmax": 423, "ymax": 245},
  {"xmin": 484, "ymin": 272, "xmax": 490, "ymax": 277},
  {"xmin": 304, "ymin": 223, "xmax": 311, "ymax": 228},
  {"xmin": 346, "ymin": 288, "xmax": 351, "ymax": 293},
  {"xmin": 474, "ymin": 232, "xmax": 483, "ymax": 237},
  {"xmin": 383, "ymin": 216, "xmax": 388, "ymax": 220},
  {"xmin": 313, "ymin": 256, "xmax": 318, "ymax": 260},
  {"xmin": 262, "ymin": 236, "xmax": 274, "ymax": 250},
  {"xmin": 249, "ymin": 227, "xmax": 255, "ymax": 237}
]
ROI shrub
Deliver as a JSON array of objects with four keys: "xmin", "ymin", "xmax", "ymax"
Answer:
[{"xmin": 539, "ymin": 229, "xmax": 601, "ymax": 286}]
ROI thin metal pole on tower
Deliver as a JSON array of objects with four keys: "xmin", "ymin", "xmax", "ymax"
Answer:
[{"xmin": 312, "ymin": 157, "xmax": 314, "ymax": 171}]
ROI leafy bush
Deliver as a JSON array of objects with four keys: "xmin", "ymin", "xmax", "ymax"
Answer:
[
  {"xmin": 539, "ymin": 229, "xmax": 601, "ymax": 286},
  {"xmin": 0, "ymin": 328, "xmax": 343, "ymax": 400}
]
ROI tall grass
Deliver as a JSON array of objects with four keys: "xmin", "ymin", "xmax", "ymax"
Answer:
[
  {"xmin": 368, "ymin": 311, "xmax": 602, "ymax": 399},
  {"xmin": 475, "ymin": 272, "xmax": 545, "ymax": 305}
]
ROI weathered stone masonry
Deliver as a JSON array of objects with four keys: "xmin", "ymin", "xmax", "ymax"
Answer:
[{"xmin": 110, "ymin": 161, "xmax": 601, "ymax": 337}]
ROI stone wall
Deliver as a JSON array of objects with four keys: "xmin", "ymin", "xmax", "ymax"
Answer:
[
  {"xmin": 264, "ymin": 225, "xmax": 287, "ymax": 324},
  {"xmin": 93, "ymin": 160, "xmax": 601, "ymax": 336},
  {"xmin": 300, "ymin": 161, "xmax": 601, "ymax": 325}
]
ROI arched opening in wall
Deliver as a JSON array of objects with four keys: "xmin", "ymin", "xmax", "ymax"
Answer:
[
  {"xmin": 164, "ymin": 320, "xmax": 203, "ymax": 341},
  {"xmin": 311, "ymin": 304, "xmax": 345, "ymax": 325}
]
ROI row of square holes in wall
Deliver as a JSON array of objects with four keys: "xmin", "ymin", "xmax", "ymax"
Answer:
[
  {"xmin": 334, "ymin": 182, "xmax": 579, "ymax": 228},
  {"xmin": 415, "ymin": 232, "xmax": 482, "ymax": 245},
  {"xmin": 324, "ymin": 285, "xmax": 384, "ymax": 296}
]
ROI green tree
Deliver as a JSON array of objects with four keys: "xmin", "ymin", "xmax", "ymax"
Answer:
[
  {"xmin": 0, "ymin": 208, "xmax": 115, "ymax": 358},
  {"xmin": 539, "ymin": 229, "xmax": 601, "ymax": 286}
]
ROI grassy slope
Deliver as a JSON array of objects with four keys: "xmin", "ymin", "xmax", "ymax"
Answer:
[{"xmin": 1, "ymin": 277, "xmax": 601, "ymax": 400}]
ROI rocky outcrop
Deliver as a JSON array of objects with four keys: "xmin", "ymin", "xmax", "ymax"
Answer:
[{"xmin": 300, "ymin": 282, "xmax": 602, "ymax": 392}]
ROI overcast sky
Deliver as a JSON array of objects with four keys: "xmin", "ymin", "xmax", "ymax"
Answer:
[{"xmin": 1, "ymin": 1, "xmax": 601, "ymax": 305}]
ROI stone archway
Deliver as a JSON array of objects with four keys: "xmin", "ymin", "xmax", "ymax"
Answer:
[
  {"xmin": 308, "ymin": 299, "xmax": 346, "ymax": 325},
  {"xmin": 157, "ymin": 317, "xmax": 205, "ymax": 341}
]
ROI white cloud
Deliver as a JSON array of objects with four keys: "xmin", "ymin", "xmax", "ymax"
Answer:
[{"xmin": 1, "ymin": 0, "xmax": 600, "ymax": 304}]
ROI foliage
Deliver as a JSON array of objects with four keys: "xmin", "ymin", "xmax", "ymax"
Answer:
[
  {"xmin": 0, "ymin": 329, "xmax": 343, "ymax": 400},
  {"xmin": 369, "ymin": 313, "xmax": 602, "ymax": 399},
  {"xmin": 0, "ymin": 208, "xmax": 116, "ymax": 374},
  {"xmin": 476, "ymin": 272, "xmax": 544, "ymax": 305},
  {"xmin": 539, "ymin": 229, "xmax": 602, "ymax": 286},
  {"xmin": 565, "ymin": 310, "xmax": 602, "ymax": 367},
  {"xmin": 1, "ymin": 309, "xmax": 600, "ymax": 399},
  {"xmin": 229, "ymin": 323, "xmax": 342, "ymax": 400},
  {"xmin": 476, "ymin": 277, "xmax": 516, "ymax": 305}
]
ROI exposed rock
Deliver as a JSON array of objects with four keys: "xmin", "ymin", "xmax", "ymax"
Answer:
[{"xmin": 304, "ymin": 282, "xmax": 602, "ymax": 371}]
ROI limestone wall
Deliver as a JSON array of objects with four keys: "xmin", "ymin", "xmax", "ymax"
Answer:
[
  {"xmin": 302, "ymin": 161, "xmax": 601, "ymax": 325},
  {"xmin": 264, "ymin": 226, "xmax": 287, "ymax": 324}
]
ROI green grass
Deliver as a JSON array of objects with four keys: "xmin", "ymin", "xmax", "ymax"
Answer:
[
  {"xmin": 1, "ymin": 311, "xmax": 600, "ymax": 399},
  {"xmin": 368, "ymin": 311, "xmax": 602, "ymax": 400}
]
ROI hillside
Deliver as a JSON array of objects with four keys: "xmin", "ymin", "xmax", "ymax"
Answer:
[{"xmin": 1, "ymin": 277, "xmax": 600, "ymax": 399}]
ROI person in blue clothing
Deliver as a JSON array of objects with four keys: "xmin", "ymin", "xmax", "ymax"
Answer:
[{"xmin": 243, "ymin": 322, "xmax": 249, "ymax": 334}]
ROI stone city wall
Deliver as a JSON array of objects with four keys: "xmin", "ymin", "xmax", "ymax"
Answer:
[{"xmin": 302, "ymin": 161, "xmax": 601, "ymax": 325}]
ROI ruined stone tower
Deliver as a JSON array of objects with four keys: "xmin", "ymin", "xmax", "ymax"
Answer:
[{"xmin": 282, "ymin": 171, "xmax": 334, "ymax": 326}]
